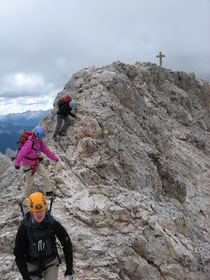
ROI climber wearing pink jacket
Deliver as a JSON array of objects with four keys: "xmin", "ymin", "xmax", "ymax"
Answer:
[{"xmin": 15, "ymin": 127, "xmax": 58, "ymax": 199}]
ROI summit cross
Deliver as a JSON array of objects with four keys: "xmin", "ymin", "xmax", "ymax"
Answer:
[{"xmin": 156, "ymin": 51, "xmax": 165, "ymax": 67}]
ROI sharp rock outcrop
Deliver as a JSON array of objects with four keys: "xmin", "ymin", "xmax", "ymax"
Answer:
[{"xmin": 0, "ymin": 61, "xmax": 210, "ymax": 280}]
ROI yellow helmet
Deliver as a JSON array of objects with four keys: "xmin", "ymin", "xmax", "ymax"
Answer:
[{"xmin": 28, "ymin": 192, "xmax": 48, "ymax": 212}]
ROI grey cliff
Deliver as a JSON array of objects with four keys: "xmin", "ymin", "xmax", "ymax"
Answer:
[{"xmin": 0, "ymin": 61, "xmax": 209, "ymax": 280}]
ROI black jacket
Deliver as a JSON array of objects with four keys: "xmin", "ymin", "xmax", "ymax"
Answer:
[
  {"xmin": 14, "ymin": 213, "xmax": 73, "ymax": 280},
  {"xmin": 57, "ymin": 102, "xmax": 76, "ymax": 118}
]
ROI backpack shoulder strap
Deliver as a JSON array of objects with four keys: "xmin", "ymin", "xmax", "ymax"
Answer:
[
  {"xmin": 29, "ymin": 137, "xmax": 42, "ymax": 152},
  {"xmin": 22, "ymin": 212, "xmax": 32, "ymax": 226},
  {"xmin": 28, "ymin": 138, "xmax": 35, "ymax": 150}
]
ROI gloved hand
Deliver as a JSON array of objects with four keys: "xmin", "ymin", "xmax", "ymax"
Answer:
[
  {"xmin": 15, "ymin": 166, "xmax": 20, "ymax": 170},
  {"xmin": 64, "ymin": 267, "xmax": 74, "ymax": 277}
]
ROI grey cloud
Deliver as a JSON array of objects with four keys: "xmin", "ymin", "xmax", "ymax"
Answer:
[
  {"xmin": 0, "ymin": 91, "xmax": 47, "ymax": 99},
  {"xmin": 0, "ymin": 71, "xmax": 59, "ymax": 99},
  {"xmin": 18, "ymin": 100, "xmax": 50, "ymax": 106},
  {"xmin": 0, "ymin": 0, "xmax": 209, "ymax": 113}
]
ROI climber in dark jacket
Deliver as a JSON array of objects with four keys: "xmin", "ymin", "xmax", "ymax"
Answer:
[
  {"xmin": 14, "ymin": 192, "xmax": 74, "ymax": 280},
  {"xmin": 53, "ymin": 100, "xmax": 81, "ymax": 141}
]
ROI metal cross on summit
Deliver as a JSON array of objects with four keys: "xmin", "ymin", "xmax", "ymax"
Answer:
[{"xmin": 156, "ymin": 51, "xmax": 165, "ymax": 67}]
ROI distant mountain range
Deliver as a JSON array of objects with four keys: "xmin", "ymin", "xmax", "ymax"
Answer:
[
  {"xmin": 1, "ymin": 109, "xmax": 52, "ymax": 126},
  {"xmin": 0, "ymin": 109, "xmax": 51, "ymax": 154}
]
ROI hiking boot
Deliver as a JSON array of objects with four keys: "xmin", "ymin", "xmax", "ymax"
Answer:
[{"xmin": 58, "ymin": 131, "xmax": 66, "ymax": 136}]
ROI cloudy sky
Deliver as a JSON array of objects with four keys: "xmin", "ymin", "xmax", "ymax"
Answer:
[{"xmin": 0, "ymin": 0, "xmax": 209, "ymax": 115}]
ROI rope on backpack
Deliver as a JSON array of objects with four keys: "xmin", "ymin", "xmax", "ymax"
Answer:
[{"xmin": 49, "ymin": 195, "xmax": 54, "ymax": 214}]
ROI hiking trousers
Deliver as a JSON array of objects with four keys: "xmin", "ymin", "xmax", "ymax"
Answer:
[
  {"xmin": 53, "ymin": 114, "xmax": 70, "ymax": 137},
  {"xmin": 23, "ymin": 163, "xmax": 53, "ymax": 198},
  {"xmin": 27, "ymin": 257, "xmax": 59, "ymax": 280}
]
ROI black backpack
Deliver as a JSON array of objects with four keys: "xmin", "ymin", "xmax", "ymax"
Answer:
[{"xmin": 57, "ymin": 96, "xmax": 72, "ymax": 112}]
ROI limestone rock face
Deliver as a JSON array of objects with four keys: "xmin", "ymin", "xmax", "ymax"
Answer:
[
  {"xmin": 0, "ymin": 62, "xmax": 210, "ymax": 280},
  {"xmin": 5, "ymin": 148, "xmax": 16, "ymax": 159}
]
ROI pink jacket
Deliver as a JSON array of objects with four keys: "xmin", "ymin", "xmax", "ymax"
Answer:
[{"xmin": 15, "ymin": 135, "xmax": 58, "ymax": 167}]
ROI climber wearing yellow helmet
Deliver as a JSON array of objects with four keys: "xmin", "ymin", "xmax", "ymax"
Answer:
[{"xmin": 14, "ymin": 192, "xmax": 74, "ymax": 280}]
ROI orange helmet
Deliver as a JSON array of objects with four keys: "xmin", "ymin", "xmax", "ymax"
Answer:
[{"xmin": 28, "ymin": 192, "xmax": 48, "ymax": 212}]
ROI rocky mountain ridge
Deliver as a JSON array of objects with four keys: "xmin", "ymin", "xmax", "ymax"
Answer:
[{"xmin": 0, "ymin": 61, "xmax": 209, "ymax": 280}]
